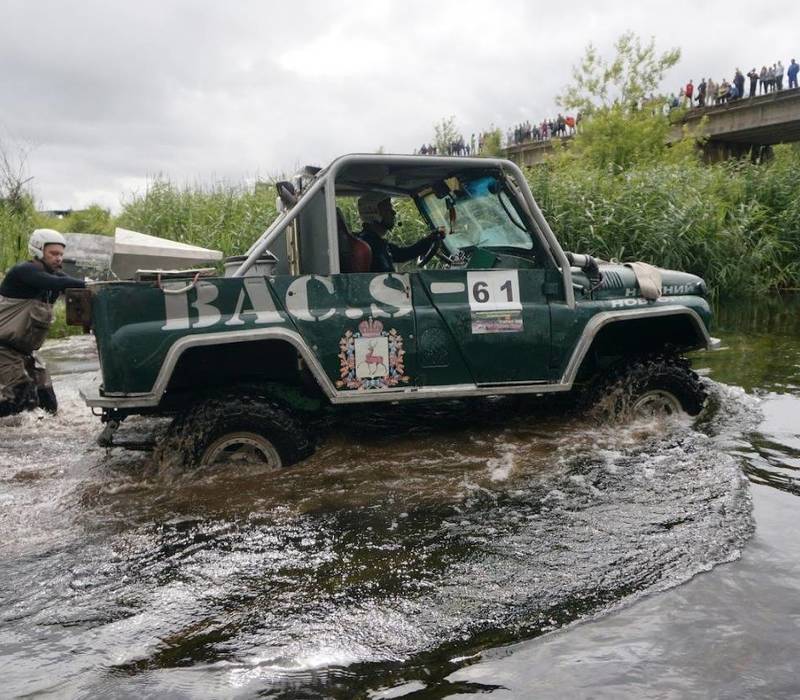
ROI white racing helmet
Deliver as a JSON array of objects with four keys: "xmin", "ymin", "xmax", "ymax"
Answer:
[{"xmin": 29, "ymin": 228, "xmax": 66, "ymax": 260}]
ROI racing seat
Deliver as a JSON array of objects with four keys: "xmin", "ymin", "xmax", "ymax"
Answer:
[{"xmin": 337, "ymin": 207, "xmax": 372, "ymax": 273}]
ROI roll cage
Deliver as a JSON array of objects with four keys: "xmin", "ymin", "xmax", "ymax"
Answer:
[{"xmin": 232, "ymin": 154, "xmax": 577, "ymax": 308}]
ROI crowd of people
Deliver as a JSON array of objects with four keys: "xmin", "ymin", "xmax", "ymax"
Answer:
[
  {"xmin": 673, "ymin": 58, "xmax": 800, "ymax": 109},
  {"xmin": 416, "ymin": 129, "xmax": 512, "ymax": 156},
  {"xmin": 415, "ymin": 113, "xmax": 583, "ymax": 154},
  {"xmin": 416, "ymin": 135, "xmax": 474, "ymax": 156},
  {"xmin": 416, "ymin": 53, "xmax": 799, "ymax": 155},
  {"xmin": 507, "ymin": 114, "xmax": 579, "ymax": 145}
]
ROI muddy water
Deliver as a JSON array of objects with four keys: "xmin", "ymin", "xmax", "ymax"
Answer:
[{"xmin": 1, "ymin": 296, "xmax": 798, "ymax": 699}]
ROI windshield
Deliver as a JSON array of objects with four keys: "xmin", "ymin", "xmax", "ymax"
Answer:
[{"xmin": 421, "ymin": 175, "xmax": 533, "ymax": 252}]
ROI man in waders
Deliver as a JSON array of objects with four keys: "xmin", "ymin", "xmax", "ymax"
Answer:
[{"xmin": 0, "ymin": 229, "xmax": 86, "ymax": 416}]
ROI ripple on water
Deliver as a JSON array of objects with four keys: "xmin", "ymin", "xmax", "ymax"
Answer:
[{"xmin": 0, "ymin": 339, "xmax": 757, "ymax": 697}]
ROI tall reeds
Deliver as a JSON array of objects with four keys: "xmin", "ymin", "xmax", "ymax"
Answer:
[
  {"xmin": 3, "ymin": 153, "xmax": 799, "ymax": 299},
  {"xmin": 116, "ymin": 178, "xmax": 278, "ymax": 258},
  {"xmin": 0, "ymin": 200, "xmax": 34, "ymax": 273},
  {"xmin": 526, "ymin": 146, "xmax": 800, "ymax": 297}
]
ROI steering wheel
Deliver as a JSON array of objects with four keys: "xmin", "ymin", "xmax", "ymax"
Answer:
[{"xmin": 416, "ymin": 232, "xmax": 442, "ymax": 267}]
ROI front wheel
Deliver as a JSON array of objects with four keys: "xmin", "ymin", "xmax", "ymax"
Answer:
[
  {"xmin": 156, "ymin": 388, "xmax": 314, "ymax": 469},
  {"xmin": 586, "ymin": 355, "xmax": 707, "ymax": 420}
]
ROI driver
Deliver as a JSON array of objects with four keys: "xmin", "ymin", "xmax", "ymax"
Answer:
[{"xmin": 357, "ymin": 193, "xmax": 443, "ymax": 273}]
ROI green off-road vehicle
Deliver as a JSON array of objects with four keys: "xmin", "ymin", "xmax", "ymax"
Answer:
[{"xmin": 67, "ymin": 154, "xmax": 718, "ymax": 468}]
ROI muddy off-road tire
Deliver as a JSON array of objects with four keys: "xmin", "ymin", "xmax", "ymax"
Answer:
[
  {"xmin": 586, "ymin": 355, "xmax": 707, "ymax": 420},
  {"xmin": 156, "ymin": 388, "xmax": 314, "ymax": 469}
]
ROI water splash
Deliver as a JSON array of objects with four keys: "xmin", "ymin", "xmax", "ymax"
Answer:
[{"xmin": 0, "ymin": 337, "xmax": 757, "ymax": 697}]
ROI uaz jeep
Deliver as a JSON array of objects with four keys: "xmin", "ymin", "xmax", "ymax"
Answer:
[{"xmin": 67, "ymin": 154, "xmax": 717, "ymax": 467}]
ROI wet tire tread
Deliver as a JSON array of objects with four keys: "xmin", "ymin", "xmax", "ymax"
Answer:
[
  {"xmin": 586, "ymin": 354, "xmax": 708, "ymax": 418},
  {"xmin": 157, "ymin": 386, "xmax": 313, "ymax": 468}
]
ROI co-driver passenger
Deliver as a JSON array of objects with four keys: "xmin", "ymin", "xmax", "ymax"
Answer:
[{"xmin": 357, "ymin": 193, "xmax": 443, "ymax": 273}]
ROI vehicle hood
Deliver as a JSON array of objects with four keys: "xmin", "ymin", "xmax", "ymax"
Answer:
[{"xmin": 572, "ymin": 263, "xmax": 708, "ymax": 299}]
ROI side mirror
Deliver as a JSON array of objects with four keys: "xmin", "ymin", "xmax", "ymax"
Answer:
[{"xmin": 276, "ymin": 181, "xmax": 298, "ymax": 210}]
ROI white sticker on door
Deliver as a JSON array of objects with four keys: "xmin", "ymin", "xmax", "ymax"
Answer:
[
  {"xmin": 467, "ymin": 271, "xmax": 522, "ymax": 311},
  {"xmin": 467, "ymin": 271, "xmax": 523, "ymax": 334}
]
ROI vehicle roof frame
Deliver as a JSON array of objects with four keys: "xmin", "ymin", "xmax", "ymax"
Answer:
[{"xmin": 232, "ymin": 153, "xmax": 575, "ymax": 308}]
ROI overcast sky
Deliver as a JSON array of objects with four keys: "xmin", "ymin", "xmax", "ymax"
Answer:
[{"xmin": 1, "ymin": 0, "xmax": 797, "ymax": 212}]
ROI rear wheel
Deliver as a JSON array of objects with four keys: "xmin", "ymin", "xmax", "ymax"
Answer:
[
  {"xmin": 201, "ymin": 431, "xmax": 283, "ymax": 468},
  {"xmin": 587, "ymin": 355, "xmax": 707, "ymax": 420},
  {"xmin": 156, "ymin": 388, "xmax": 314, "ymax": 469}
]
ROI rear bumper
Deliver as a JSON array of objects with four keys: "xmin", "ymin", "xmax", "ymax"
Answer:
[{"xmin": 80, "ymin": 385, "xmax": 152, "ymax": 409}]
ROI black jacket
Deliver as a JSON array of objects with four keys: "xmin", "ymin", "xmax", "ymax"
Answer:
[
  {"xmin": 0, "ymin": 261, "xmax": 85, "ymax": 304},
  {"xmin": 359, "ymin": 229, "xmax": 433, "ymax": 273}
]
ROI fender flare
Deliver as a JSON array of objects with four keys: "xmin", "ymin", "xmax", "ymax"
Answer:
[
  {"xmin": 93, "ymin": 327, "xmax": 337, "ymax": 408},
  {"xmin": 559, "ymin": 305, "xmax": 718, "ymax": 387}
]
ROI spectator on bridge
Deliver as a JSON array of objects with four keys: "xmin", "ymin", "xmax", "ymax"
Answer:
[
  {"xmin": 747, "ymin": 68, "xmax": 759, "ymax": 98},
  {"xmin": 556, "ymin": 114, "xmax": 566, "ymax": 137},
  {"xmin": 767, "ymin": 64, "xmax": 776, "ymax": 92},
  {"xmin": 668, "ymin": 92, "xmax": 679, "ymax": 110},
  {"xmin": 776, "ymin": 60, "xmax": 785, "ymax": 90},
  {"xmin": 696, "ymin": 78, "xmax": 707, "ymax": 107},
  {"xmin": 734, "ymin": 69, "xmax": 745, "ymax": 100},
  {"xmin": 684, "ymin": 80, "xmax": 694, "ymax": 107},
  {"xmin": 788, "ymin": 59, "xmax": 799, "ymax": 89},
  {"xmin": 759, "ymin": 66, "xmax": 768, "ymax": 94},
  {"xmin": 717, "ymin": 79, "xmax": 730, "ymax": 104},
  {"xmin": 707, "ymin": 79, "xmax": 717, "ymax": 106},
  {"xmin": 728, "ymin": 80, "xmax": 740, "ymax": 101}
]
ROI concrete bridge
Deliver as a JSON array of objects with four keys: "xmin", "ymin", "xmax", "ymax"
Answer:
[
  {"xmin": 673, "ymin": 88, "xmax": 800, "ymax": 159},
  {"xmin": 503, "ymin": 137, "xmax": 568, "ymax": 167},
  {"xmin": 503, "ymin": 88, "xmax": 800, "ymax": 165}
]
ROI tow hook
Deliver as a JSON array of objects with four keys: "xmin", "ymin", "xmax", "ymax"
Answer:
[
  {"xmin": 96, "ymin": 414, "xmax": 157, "ymax": 451},
  {"xmin": 97, "ymin": 420, "xmax": 120, "ymax": 448}
]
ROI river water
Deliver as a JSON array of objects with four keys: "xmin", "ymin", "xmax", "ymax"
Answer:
[{"xmin": 1, "ymin": 295, "xmax": 798, "ymax": 699}]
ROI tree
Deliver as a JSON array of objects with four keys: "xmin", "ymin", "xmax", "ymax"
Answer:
[
  {"xmin": 552, "ymin": 33, "xmax": 698, "ymax": 172},
  {"xmin": 479, "ymin": 128, "xmax": 503, "ymax": 157},
  {"xmin": 556, "ymin": 104, "xmax": 673, "ymax": 171},
  {"xmin": 558, "ymin": 32, "xmax": 680, "ymax": 115},
  {"xmin": 433, "ymin": 116, "xmax": 461, "ymax": 154},
  {"xmin": 0, "ymin": 136, "xmax": 34, "ymax": 214}
]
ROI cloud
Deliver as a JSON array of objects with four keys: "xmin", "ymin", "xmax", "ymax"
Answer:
[{"xmin": 0, "ymin": 0, "xmax": 796, "ymax": 211}]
